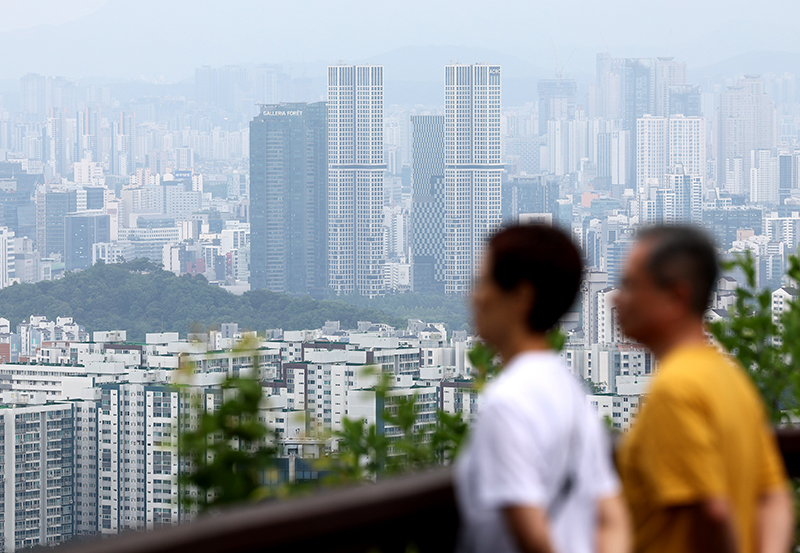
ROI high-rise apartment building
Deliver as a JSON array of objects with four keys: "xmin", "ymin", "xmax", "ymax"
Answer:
[
  {"xmin": 717, "ymin": 77, "xmax": 777, "ymax": 194},
  {"xmin": 45, "ymin": 108, "xmax": 71, "ymax": 179},
  {"xmin": 637, "ymin": 115, "xmax": 705, "ymax": 188},
  {"xmin": 444, "ymin": 63, "xmax": 502, "ymax": 295},
  {"xmin": 410, "ymin": 115, "xmax": 445, "ymax": 294},
  {"xmin": 596, "ymin": 55, "xmax": 690, "ymax": 186},
  {"xmin": 778, "ymin": 151, "xmax": 798, "ymax": 204},
  {"xmin": 667, "ymin": 166, "xmax": 703, "ymax": 224},
  {"xmin": 597, "ymin": 130, "xmax": 630, "ymax": 188},
  {"xmin": 669, "ymin": 84, "xmax": 702, "ymax": 116},
  {"xmin": 654, "ymin": 58, "xmax": 687, "ymax": 117},
  {"xmin": 0, "ymin": 402, "xmax": 75, "ymax": 552},
  {"xmin": 636, "ymin": 115, "xmax": 669, "ymax": 188},
  {"xmin": 668, "ymin": 115, "xmax": 706, "ymax": 180},
  {"xmin": 20, "ymin": 74, "xmax": 48, "ymax": 122},
  {"xmin": 0, "ymin": 227, "xmax": 15, "ymax": 289},
  {"xmin": 327, "ymin": 65, "xmax": 386, "ymax": 297},
  {"xmin": 750, "ymin": 149, "xmax": 778, "ymax": 205},
  {"xmin": 249, "ymin": 102, "xmax": 328, "ymax": 297}
]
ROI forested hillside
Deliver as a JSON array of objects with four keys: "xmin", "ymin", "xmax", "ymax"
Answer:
[{"xmin": 0, "ymin": 260, "xmax": 404, "ymax": 342}]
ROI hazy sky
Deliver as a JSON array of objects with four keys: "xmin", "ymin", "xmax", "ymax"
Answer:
[
  {"xmin": 0, "ymin": 0, "xmax": 110, "ymax": 32},
  {"xmin": 1, "ymin": 0, "xmax": 799, "ymax": 80}
]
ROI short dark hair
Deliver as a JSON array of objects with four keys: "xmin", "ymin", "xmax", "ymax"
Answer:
[
  {"xmin": 637, "ymin": 225, "xmax": 719, "ymax": 315},
  {"xmin": 487, "ymin": 224, "xmax": 583, "ymax": 333}
]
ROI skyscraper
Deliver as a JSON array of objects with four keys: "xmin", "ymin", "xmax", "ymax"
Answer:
[
  {"xmin": 249, "ymin": 102, "xmax": 328, "ymax": 297},
  {"xmin": 596, "ymin": 56, "xmax": 690, "ymax": 186},
  {"xmin": 668, "ymin": 115, "xmax": 706, "ymax": 180},
  {"xmin": 778, "ymin": 151, "xmax": 797, "ymax": 204},
  {"xmin": 328, "ymin": 65, "xmax": 386, "ymax": 297},
  {"xmin": 636, "ymin": 115, "xmax": 669, "ymax": 188},
  {"xmin": 637, "ymin": 114, "xmax": 705, "ymax": 188},
  {"xmin": 667, "ymin": 166, "xmax": 703, "ymax": 224},
  {"xmin": 36, "ymin": 188, "xmax": 78, "ymax": 258},
  {"xmin": 669, "ymin": 84, "xmax": 702, "ymax": 116},
  {"xmin": 410, "ymin": 115, "xmax": 445, "ymax": 294},
  {"xmin": 444, "ymin": 63, "xmax": 502, "ymax": 295},
  {"xmin": 537, "ymin": 79, "xmax": 577, "ymax": 135},
  {"xmin": 654, "ymin": 58, "xmax": 687, "ymax": 117},
  {"xmin": 0, "ymin": 227, "xmax": 14, "ymax": 289},
  {"xmin": 65, "ymin": 212, "xmax": 111, "ymax": 271},
  {"xmin": 717, "ymin": 77, "xmax": 777, "ymax": 195},
  {"xmin": 20, "ymin": 73, "xmax": 48, "ymax": 122}
]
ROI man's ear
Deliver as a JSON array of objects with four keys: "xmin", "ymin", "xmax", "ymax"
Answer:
[
  {"xmin": 669, "ymin": 279, "xmax": 694, "ymax": 313},
  {"xmin": 514, "ymin": 281, "xmax": 536, "ymax": 319}
]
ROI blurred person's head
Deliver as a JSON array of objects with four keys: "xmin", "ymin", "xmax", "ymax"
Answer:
[
  {"xmin": 472, "ymin": 224, "xmax": 582, "ymax": 358},
  {"xmin": 615, "ymin": 225, "xmax": 718, "ymax": 351}
]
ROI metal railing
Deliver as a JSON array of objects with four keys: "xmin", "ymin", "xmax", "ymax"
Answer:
[{"xmin": 56, "ymin": 427, "xmax": 800, "ymax": 553}]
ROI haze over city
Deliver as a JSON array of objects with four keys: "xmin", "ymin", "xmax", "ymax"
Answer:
[{"xmin": 0, "ymin": 0, "xmax": 799, "ymax": 551}]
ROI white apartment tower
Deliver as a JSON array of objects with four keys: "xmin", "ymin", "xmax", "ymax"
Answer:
[
  {"xmin": 0, "ymin": 402, "xmax": 76, "ymax": 552},
  {"xmin": 636, "ymin": 116, "xmax": 669, "ymax": 189},
  {"xmin": 669, "ymin": 115, "xmax": 706, "ymax": 180},
  {"xmin": 444, "ymin": 63, "xmax": 502, "ymax": 294},
  {"xmin": 637, "ymin": 114, "xmax": 706, "ymax": 189},
  {"xmin": 0, "ymin": 227, "xmax": 15, "ymax": 289},
  {"xmin": 328, "ymin": 65, "xmax": 386, "ymax": 297}
]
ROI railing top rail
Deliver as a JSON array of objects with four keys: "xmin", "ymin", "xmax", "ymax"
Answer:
[{"xmin": 57, "ymin": 427, "xmax": 800, "ymax": 553}]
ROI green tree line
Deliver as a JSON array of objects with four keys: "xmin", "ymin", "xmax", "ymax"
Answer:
[{"xmin": 0, "ymin": 260, "xmax": 406, "ymax": 342}]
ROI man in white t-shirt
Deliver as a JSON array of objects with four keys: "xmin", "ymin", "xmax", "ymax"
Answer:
[{"xmin": 455, "ymin": 224, "xmax": 630, "ymax": 553}]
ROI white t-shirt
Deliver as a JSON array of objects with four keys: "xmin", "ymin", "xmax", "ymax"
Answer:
[{"xmin": 454, "ymin": 350, "xmax": 619, "ymax": 553}]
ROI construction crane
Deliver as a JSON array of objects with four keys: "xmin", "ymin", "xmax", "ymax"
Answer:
[{"xmin": 551, "ymin": 38, "xmax": 577, "ymax": 84}]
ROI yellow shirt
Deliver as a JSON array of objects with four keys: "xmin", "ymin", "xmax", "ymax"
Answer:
[{"xmin": 618, "ymin": 344, "xmax": 787, "ymax": 553}]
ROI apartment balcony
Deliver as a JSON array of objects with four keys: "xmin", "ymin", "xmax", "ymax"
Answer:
[{"xmin": 57, "ymin": 427, "xmax": 800, "ymax": 553}]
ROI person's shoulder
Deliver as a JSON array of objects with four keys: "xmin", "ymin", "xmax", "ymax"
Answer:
[
  {"xmin": 658, "ymin": 345, "xmax": 732, "ymax": 383},
  {"xmin": 650, "ymin": 345, "xmax": 752, "ymax": 406},
  {"xmin": 487, "ymin": 352, "xmax": 571, "ymax": 404}
]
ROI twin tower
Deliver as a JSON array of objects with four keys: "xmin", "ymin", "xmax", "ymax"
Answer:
[{"xmin": 249, "ymin": 64, "xmax": 502, "ymax": 298}]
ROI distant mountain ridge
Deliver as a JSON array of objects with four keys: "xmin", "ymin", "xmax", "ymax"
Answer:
[
  {"xmin": 689, "ymin": 51, "xmax": 800, "ymax": 84},
  {"xmin": 1, "ymin": 0, "xmax": 799, "ymax": 84}
]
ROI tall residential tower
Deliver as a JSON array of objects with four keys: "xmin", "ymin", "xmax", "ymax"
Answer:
[
  {"xmin": 327, "ymin": 65, "xmax": 386, "ymax": 297},
  {"xmin": 444, "ymin": 64, "xmax": 502, "ymax": 294}
]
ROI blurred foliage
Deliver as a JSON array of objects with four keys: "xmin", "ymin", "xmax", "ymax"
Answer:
[
  {"xmin": 0, "ymin": 260, "xmax": 403, "ymax": 342},
  {"xmin": 708, "ymin": 250, "xmax": 800, "ymax": 422},
  {"xmin": 583, "ymin": 378, "xmax": 607, "ymax": 394},
  {"xmin": 178, "ymin": 326, "xmax": 571, "ymax": 507},
  {"xmin": 178, "ymin": 374, "xmax": 278, "ymax": 512},
  {"xmin": 708, "ymin": 251, "xmax": 800, "ymax": 542},
  {"xmin": 325, "ymin": 369, "xmax": 469, "ymax": 483}
]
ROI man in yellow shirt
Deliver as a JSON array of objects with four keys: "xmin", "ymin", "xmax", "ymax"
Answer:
[{"xmin": 615, "ymin": 226, "xmax": 794, "ymax": 553}]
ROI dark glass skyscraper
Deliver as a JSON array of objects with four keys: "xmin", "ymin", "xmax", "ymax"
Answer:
[
  {"xmin": 35, "ymin": 188, "xmax": 78, "ymax": 258},
  {"xmin": 249, "ymin": 102, "xmax": 328, "ymax": 297},
  {"xmin": 410, "ymin": 115, "xmax": 445, "ymax": 294},
  {"xmin": 65, "ymin": 212, "xmax": 110, "ymax": 270}
]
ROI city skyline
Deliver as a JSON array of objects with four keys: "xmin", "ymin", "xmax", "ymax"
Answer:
[{"xmin": 2, "ymin": 1, "xmax": 800, "ymax": 551}]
